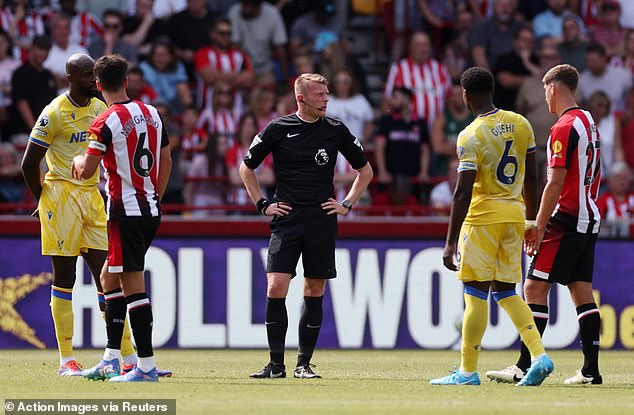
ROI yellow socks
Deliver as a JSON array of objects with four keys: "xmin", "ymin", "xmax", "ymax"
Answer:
[
  {"xmin": 494, "ymin": 290, "xmax": 546, "ymax": 358},
  {"xmin": 460, "ymin": 287, "xmax": 489, "ymax": 373},
  {"xmin": 51, "ymin": 286, "xmax": 74, "ymax": 361}
]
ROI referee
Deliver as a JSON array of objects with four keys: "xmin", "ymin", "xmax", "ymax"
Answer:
[{"xmin": 240, "ymin": 73, "xmax": 373, "ymax": 379}]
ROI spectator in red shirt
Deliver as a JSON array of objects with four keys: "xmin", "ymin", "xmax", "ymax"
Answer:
[
  {"xmin": 597, "ymin": 161, "xmax": 634, "ymax": 220},
  {"xmin": 618, "ymin": 87, "xmax": 634, "ymax": 170},
  {"xmin": 194, "ymin": 17, "xmax": 253, "ymax": 111},
  {"xmin": 588, "ymin": 0, "xmax": 625, "ymax": 57}
]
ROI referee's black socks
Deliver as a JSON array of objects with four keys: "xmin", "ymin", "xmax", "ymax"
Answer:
[
  {"xmin": 577, "ymin": 303, "xmax": 601, "ymax": 376},
  {"xmin": 266, "ymin": 297, "xmax": 288, "ymax": 365},
  {"xmin": 517, "ymin": 304, "xmax": 549, "ymax": 372},
  {"xmin": 297, "ymin": 296, "xmax": 324, "ymax": 367}
]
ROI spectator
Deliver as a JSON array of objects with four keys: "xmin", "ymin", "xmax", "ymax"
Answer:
[
  {"xmin": 43, "ymin": 13, "xmax": 89, "ymax": 91},
  {"xmin": 596, "ymin": 161, "xmax": 634, "ymax": 220},
  {"xmin": 168, "ymin": 0, "xmax": 214, "ymax": 65},
  {"xmin": 87, "ymin": 9, "xmax": 138, "ymax": 65},
  {"xmin": 573, "ymin": 0, "xmax": 601, "ymax": 27},
  {"xmin": 180, "ymin": 105, "xmax": 212, "ymax": 215},
  {"xmin": 315, "ymin": 34, "xmax": 368, "ymax": 97},
  {"xmin": 228, "ymin": 0, "xmax": 289, "ymax": 85},
  {"xmin": 0, "ymin": 0, "xmax": 45, "ymax": 62},
  {"xmin": 122, "ymin": 0, "xmax": 170, "ymax": 58},
  {"xmin": 139, "ymin": 37, "xmax": 192, "ymax": 115},
  {"xmin": 620, "ymin": 87, "xmax": 634, "ymax": 170},
  {"xmin": 194, "ymin": 17, "xmax": 253, "ymax": 112},
  {"xmin": 0, "ymin": 30, "xmax": 20, "ymax": 141},
  {"xmin": 533, "ymin": 0, "xmax": 584, "ymax": 43},
  {"xmin": 56, "ymin": 0, "xmax": 103, "ymax": 48},
  {"xmin": 430, "ymin": 82, "xmax": 474, "ymax": 177},
  {"xmin": 225, "ymin": 112, "xmax": 274, "ymax": 211},
  {"xmin": 374, "ymin": 87, "xmax": 430, "ymax": 206},
  {"xmin": 384, "ymin": 31, "xmax": 451, "ymax": 128},
  {"xmin": 492, "ymin": 25, "xmax": 540, "ymax": 111},
  {"xmin": 325, "ymin": 68, "xmax": 374, "ymax": 145},
  {"xmin": 10, "ymin": 35, "xmax": 55, "ymax": 138},
  {"xmin": 249, "ymin": 86, "xmax": 277, "ymax": 132},
  {"xmin": 557, "ymin": 15, "xmax": 589, "ymax": 72},
  {"xmin": 275, "ymin": 83, "xmax": 297, "ymax": 116},
  {"xmin": 128, "ymin": 0, "xmax": 187, "ymax": 20},
  {"xmin": 586, "ymin": 90, "xmax": 624, "ymax": 177},
  {"xmin": 197, "ymin": 80, "xmax": 239, "ymax": 146},
  {"xmin": 289, "ymin": 0, "xmax": 344, "ymax": 60},
  {"xmin": 610, "ymin": 29, "xmax": 634, "ymax": 77},
  {"xmin": 429, "ymin": 157, "xmax": 458, "ymax": 213},
  {"xmin": 515, "ymin": 45, "xmax": 561, "ymax": 189},
  {"xmin": 126, "ymin": 66, "xmax": 158, "ymax": 104},
  {"xmin": 443, "ymin": 8, "xmax": 475, "ymax": 81},
  {"xmin": 152, "ymin": 101, "xmax": 185, "ymax": 213},
  {"xmin": 579, "ymin": 42, "xmax": 632, "ymax": 111},
  {"xmin": 0, "ymin": 142, "xmax": 25, "ymax": 203},
  {"xmin": 418, "ymin": 0, "xmax": 467, "ymax": 53},
  {"xmin": 153, "ymin": 101, "xmax": 185, "ymax": 209},
  {"xmin": 588, "ymin": 0, "xmax": 625, "ymax": 57},
  {"xmin": 469, "ymin": 0, "xmax": 522, "ymax": 70}
]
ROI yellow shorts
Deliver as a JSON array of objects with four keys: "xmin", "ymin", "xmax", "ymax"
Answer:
[
  {"xmin": 456, "ymin": 222, "xmax": 523, "ymax": 283},
  {"xmin": 39, "ymin": 180, "xmax": 107, "ymax": 256}
]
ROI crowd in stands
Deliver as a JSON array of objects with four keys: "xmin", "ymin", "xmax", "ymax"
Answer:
[{"xmin": 0, "ymin": 0, "xmax": 633, "ymax": 227}]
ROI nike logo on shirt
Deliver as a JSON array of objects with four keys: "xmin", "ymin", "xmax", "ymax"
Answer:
[{"xmin": 286, "ymin": 133, "xmax": 300, "ymax": 138}]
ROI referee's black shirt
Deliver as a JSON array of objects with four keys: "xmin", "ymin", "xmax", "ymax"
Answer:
[{"xmin": 243, "ymin": 113, "xmax": 368, "ymax": 206}]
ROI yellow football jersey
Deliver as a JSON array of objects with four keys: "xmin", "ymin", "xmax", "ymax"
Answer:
[
  {"xmin": 456, "ymin": 108, "xmax": 536, "ymax": 225},
  {"xmin": 29, "ymin": 93, "xmax": 107, "ymax": 187}
]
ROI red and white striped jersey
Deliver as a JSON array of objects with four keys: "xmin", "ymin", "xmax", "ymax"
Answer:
[
  {"xmin": 384, "ymin": 57, "xmax": 451, "ymax": 126},
  {"xmin": 596, "ymin": 192, "xmax": 634, "ymax": 220},
  {"xmin": 45, "ymin": 10, "xmax": 104, "ymax": 47},
  {"xmin": 0, "ymin": 7, "xmax": 45, "ymax": 61},
  {"xmin": 86, "ymin": 100, "xmax": 169, "ymax": 218},
  {"xmin": 547, "ymin": 107, "xmax": 601, "ymax": 233},
  {"xmin": 181, "ymin": 128, "xmax": 209, "ymax": 156},
  {"xmin": 196, "ymin": 107, "xmax": 239, "ymax": 143},
  {"xmin": 194, "ymin": 46, "xmax": 251, "ymax": 110}
]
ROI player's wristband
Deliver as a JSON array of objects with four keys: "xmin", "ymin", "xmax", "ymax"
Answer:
[
  {"xmin": 524, "ymin": 220, "xmax": 537, "ymax": 230},
  {"xmin": 256, "ymin": 198, "xmax": 270, "ymax": 215}
]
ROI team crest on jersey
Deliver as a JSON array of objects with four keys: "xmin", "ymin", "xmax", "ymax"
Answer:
[
  {"xmin": 38, "ymin": 115, "xmax": 49, "ymax": 127},
  {"xmin": 315, "ymin": 148, "xmax": 329, "ymax": 166}
]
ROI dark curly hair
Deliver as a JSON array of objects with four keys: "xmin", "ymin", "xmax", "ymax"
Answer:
[{"xmin": 460, "ymin": 67, "xmax": 494, "ymax": 94}]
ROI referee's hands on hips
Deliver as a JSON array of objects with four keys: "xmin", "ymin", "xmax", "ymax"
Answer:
[
  {"xmin": 263, "ymin": 201, "xmax": 292, "ymax": 216},
  {"xmin": 322, "ymin": 198, "xmax": 350, "ymax": 216}
]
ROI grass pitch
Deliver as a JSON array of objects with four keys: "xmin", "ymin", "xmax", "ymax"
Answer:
[{"xmin": 1, "ymin": 349, "xmax": 633, "ymax": 414}]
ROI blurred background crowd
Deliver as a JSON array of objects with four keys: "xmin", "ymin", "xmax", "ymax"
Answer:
[{"xmin": 0, "ymin": 0, "xmax": 633, "ymax": 231}]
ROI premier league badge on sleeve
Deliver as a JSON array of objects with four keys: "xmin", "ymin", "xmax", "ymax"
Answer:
[{"xmin": 315, "ymin": 148, "xmax": 329, "ymax": 166}]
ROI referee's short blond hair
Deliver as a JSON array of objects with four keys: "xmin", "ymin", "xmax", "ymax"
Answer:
[{"xmin": 294, "ymin": 73, "xmax": 328, "ymax": 96}]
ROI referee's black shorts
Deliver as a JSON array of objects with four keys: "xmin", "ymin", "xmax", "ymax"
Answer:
[
  {"xmin": 266, "ymin": 205, "xmax": 337, "ymax": 278},
  {"xmin": 527, "ymin": 213, "xmax": 598, "ymax": 285}
]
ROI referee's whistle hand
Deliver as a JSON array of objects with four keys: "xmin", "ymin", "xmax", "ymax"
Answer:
[{"xmin": 322, "ymin": 198, "xmax": 346, "ymax": 216}]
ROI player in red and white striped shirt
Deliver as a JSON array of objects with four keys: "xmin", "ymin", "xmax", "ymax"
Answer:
[
  {"xmin": 194, "ymin": 17, "xmax": 253, "ymax": 111},
  {"xmin": 383, "ymin": 31, "xmax": 451, "ymax": 128},
  {"xmin": 488, "ymin": 64, "xmax": 603, "ymax": 386},
  {"xmin": 72, "ymin": 54, "xmax": 171, "ymax": 383},
  {"xmin": 0, "ymin": 0, "xmax": 45, "ymax": 61}
]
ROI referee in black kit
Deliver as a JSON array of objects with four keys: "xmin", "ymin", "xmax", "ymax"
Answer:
[{"xmin": 240, "ymin": 73, "xmax": 373, "ymax": 379}]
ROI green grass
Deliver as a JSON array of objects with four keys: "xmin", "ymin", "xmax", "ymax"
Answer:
[{"xmin": 1, "ymin": 350, "xmax": 633, "ymax": 414}]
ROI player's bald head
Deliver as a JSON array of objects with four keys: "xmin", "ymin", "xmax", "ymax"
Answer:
[{"xmin": 66, "ymin": 53, "xmax": 95, "ymax": 76}]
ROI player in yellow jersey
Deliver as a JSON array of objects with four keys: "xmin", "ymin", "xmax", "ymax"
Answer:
[
  {"xmin": 430, "ymin": 67, "xmax": 553, "ymax": 386},
  {"xmin": 19, "ymin": 54, "xmax": 141, "ymax": 376}
]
